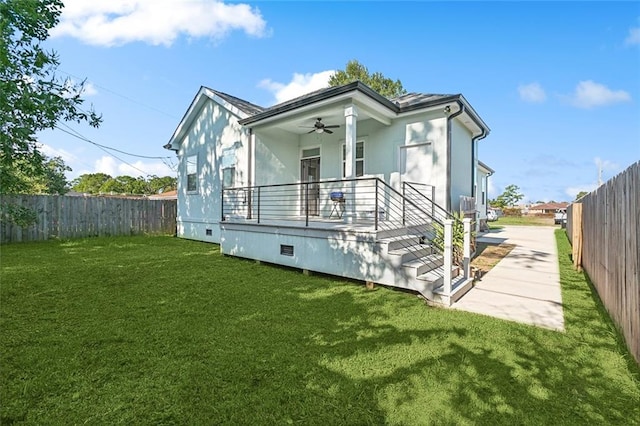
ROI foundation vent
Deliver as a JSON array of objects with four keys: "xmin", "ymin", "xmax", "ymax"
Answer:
[{"xmin": 280, "ymin": 244, "xmax": 294, "ymax": 256}]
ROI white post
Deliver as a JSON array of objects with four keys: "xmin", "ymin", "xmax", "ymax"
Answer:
[
  {"xmin": 343, "ymin": 104, "xmax": 358, "ymax": 223},
  {"xmin": 463, "ymin": 218, "xmax": 471, "ymax": 279},
  {"xmin": 443, "ymin": 219, "xmax": 453, "ymax": 295}
]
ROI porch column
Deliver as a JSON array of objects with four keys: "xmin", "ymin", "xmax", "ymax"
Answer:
[
  {"xmin": 463, "ymin": 218, "xmax": 471, "ymax": 279},
  {"xmin": 443, "ymin": 219, "xmax": 453, "ymax": 296},
  {"xmin": 344, "ymin": 104, "xmax": 358, "ymax": 223}
]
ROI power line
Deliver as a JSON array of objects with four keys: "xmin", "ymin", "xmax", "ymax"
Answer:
[
  {"xmin": 56, "ymin": 123, "xmax": 173, "ymax": 160},
  {"xmin": 55, "ymin": 125, "xmax": 154, "ymax": 177},
  {"xmin": 57, "ymin": 69, "xmax": 180, "ymax": 119}
]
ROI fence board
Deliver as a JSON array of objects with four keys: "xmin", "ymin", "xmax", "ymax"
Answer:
[
  {"xmin": 566, "ymin": 161, "xmax": 639, "ymax": 364},
  {"xmin": 1, "ymin": 195, "xmax": 177, "ymax": 244}
]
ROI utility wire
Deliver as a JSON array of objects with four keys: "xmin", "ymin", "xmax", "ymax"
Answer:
[
  {"xmin": 56, "ymin": 123, "xmax": 173, "ymax": 160},
  {"xmin": 55, "ymin": 125, "xmax": 153, "ymax": 177},
  {"xmin": 57, "ymin": 69, "xmax": 179, "ymax": 119}
]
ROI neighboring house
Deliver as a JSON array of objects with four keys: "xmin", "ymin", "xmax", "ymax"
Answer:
[
  {"xmin": 148, "ymin": 189, "xmax": 178, "ymax": 200},
  {"xmin": 164, "ymin": 81, "xmax": 491, "ymax": 305},
  {"xmin": 476, "ymin": 160, "xmax": 494, "ymax": 229},
  {"xmin": 529, "ymin": 202, "xmax": 569, "ymax": 215}
]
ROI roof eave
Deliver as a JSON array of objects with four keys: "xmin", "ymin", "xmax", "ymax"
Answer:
[
  {"xmin": 164, "ymin": 86, "xmax": 253, "ymax": 151},
  {"xmin": 239, "ymin": 81, "xmax": 399, "ymax": 126}
]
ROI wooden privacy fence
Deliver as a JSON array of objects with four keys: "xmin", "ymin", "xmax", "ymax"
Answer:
[
  {"xmin": 1, "ymin": 195, "xmax": 177, "ymax": 243},
  {"xmin": 566, "ymin": 161, "xmax": 639, "ymax": 364}
]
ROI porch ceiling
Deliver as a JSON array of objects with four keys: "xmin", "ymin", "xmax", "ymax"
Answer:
[{"xmin": 248, "ymin": 93, "xmax": 394, "ymax": 135}]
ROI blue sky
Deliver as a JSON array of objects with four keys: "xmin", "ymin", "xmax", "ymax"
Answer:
[{"xmin": 38, "ymin": 0, "xmax": 640, "ymax": 203}]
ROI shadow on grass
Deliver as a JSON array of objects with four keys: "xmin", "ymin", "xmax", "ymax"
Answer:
[{"xmin": 1, "ymin": 235, "xmax": 639, "ymax": 424}]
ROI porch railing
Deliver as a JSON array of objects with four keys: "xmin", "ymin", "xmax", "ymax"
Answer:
[
  {"xmin": 222, "ymin": 177, "xmax": 417, "ymax": 231},
  {"xmin": 222, "ymin": 178, "xmax": 472, "ymax": 290}
]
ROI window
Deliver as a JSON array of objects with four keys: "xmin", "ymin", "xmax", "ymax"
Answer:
[
  {"xmin": 222, "ymin": 167, "xmax": 235, "ymax": 188},
  {"xmin": 186, "ymin": 155, "xmax": 197, "ymax": 192},
  {"xmin": 301, "ymin": 147, "xmax": 320, "ymax": 159},
  {"xmin": 342, "ymin": 141, "xmax": 364, "ymax": 177}
]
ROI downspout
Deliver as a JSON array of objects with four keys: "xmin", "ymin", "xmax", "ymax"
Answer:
[
  {"xmin": 446, "ymin": 101, "xmax": 464, "ymax": 212},
  {"xmin": 471, "ymin": 128, "xmax": 487, "ymax": 197}
]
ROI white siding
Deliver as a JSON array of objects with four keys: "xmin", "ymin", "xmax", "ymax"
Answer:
[
  {"xmin": 176, "ymin": 99, "xmax": 248, "ymax": 243},
  {"xmin": 450, "ymin": 119, "xmax": 473, "ymax": 212}
]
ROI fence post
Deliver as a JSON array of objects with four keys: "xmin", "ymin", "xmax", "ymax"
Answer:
[
  {"xmin": 572, "ymin": 203, "xmax": 583, "ymax": 271},
  {"xmin": 463, "ymin": 218, "xmax": 471, "ymax": 279},
  {"xmin": 443, "ymin": 219, "xmax": 453, "ymax": 295}
]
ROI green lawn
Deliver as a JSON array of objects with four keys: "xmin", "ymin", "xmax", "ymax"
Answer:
[
  {"xmin": 490, "ymin": 215, "xmax": 556, "ymax": 228},
  {"xmin": 1, "ymin": 233, "xmax": 639, "ymax": 425}
]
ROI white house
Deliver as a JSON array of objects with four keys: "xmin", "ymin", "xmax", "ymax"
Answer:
[
  {"xmin": 476, "ymin": 160, "xmax": 495, "ymax": 229},
  {"xmin": 164, "ymin": 81, "xmax": 491, "ymax": 305}
]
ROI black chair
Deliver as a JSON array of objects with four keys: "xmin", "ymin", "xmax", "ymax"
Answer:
[{"xmin": 329, "ymin": 191, "xmax": 345, "ymax": 219}]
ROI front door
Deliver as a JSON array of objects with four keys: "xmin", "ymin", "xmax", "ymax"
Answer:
[{"xmin": 300, "ymin": 157, "xmax": 320, "ymax": 216}]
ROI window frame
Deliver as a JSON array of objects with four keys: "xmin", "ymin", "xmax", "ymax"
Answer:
[
  {"xmin": 186, "ymin": 154, "xmax": 198, "ymax": 193},
  {"xmin": 222, "ymin": 166, "xmax": 236, "ymax": 189},
  {"xmin": 342, "ymin": 140, "xmax": 365, "ymax": 178}
]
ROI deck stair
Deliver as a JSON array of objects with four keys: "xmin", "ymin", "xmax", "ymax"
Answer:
[{"xmin": 376, "ymin": 231, "xmax": 473, "ymax": 306}]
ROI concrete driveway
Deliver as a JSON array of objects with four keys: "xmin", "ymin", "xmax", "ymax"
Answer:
[{"xmin": 453, "ymin": 225, "xmax": 564, "ymax": 331}]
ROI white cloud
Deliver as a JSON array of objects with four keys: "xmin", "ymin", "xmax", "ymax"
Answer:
[
  {"xmin": 487, "ymin": 177, "xmax": 498, "ymax": 199},
  {"xmin": 518, "ymin": 82, "xmax": 546, "ymax": 103},
  {"xmin": 50, "ymin": 0, "xmax": 267, "ymax": 47},
  {"xmin": 94, "ymin": 156, "xmax": 175, "ymax": 178},
  {"xmin": 624, "ymin": 27, "xmax": 640, "ymax": 46},
  {"xmin": 81, "ymin": 82, "xmax": 98, "ymax": 96},
  {"xmin": 61, "ymin": 79, "xmax": 98, "ymax": 98},
  {"xmin": 567, "ymin": 80, "xmax": 631, "ymax": 109},
  {"xmin": 259, "ymin": 70, "xmax": 335, "ymax": 105},
  {"xmin": 39, "ymin": 143, "xmax": 77, "ymax": 164}
]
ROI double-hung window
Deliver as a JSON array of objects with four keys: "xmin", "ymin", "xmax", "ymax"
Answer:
[
  {"xmin": 342, "ymin": 141, "xmax": 364, "ymax": 178},
  {"xmin": 186, "ymin": 154, "xmax": 198, "ymax": 192}
]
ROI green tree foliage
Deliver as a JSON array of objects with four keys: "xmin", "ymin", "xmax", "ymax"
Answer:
[
  {"xmin": 4, "ymin": 154, "xmax": 70, "ymax": 194},
  {"xmin": 70, "ymin": 173, "xmax": 112, "ymax": 194},
  {"xmin": 0, "ymin": 0, "xmax": 101, "ymax": 195},
  {"xmin": 148, "ymin": 175, "xmax": 177, "ymax": 194},
  {"xmin": 71, "ymin": 173, "xmax": 177, "ymax": 195},
  {"xmin": 490, "ymin": 184, "xmax": 524, "ymax": 207},
  {"xmin": 575, "ymin": 191, "xmax": 588, "ymax": 201},
  {"xmin": 328, "ymin": 60, "xmax": 407, "ymax": 99}
]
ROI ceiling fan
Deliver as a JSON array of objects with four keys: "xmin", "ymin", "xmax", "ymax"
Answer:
[{"xmin": 301, "ymin": 118, "xmax": 340, "ymax": 134}]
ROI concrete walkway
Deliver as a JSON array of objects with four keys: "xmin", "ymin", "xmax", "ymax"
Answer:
[{"xmin": 452, "ymin": 225, "xmax": 564, "ymax": 331}]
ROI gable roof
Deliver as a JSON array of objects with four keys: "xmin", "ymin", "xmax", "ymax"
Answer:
[
  {"xmin": 531, "ymin": 202, "xmax": 569, "ymax": 210},
  {"xmin": 211, "ymin": 89, "xmax": 265, "ymax": 116},
  {"xmin": 165, "ymin": 81, "xmax": 490, "ymax": 151}
]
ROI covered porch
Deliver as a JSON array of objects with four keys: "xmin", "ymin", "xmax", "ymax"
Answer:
[{"xmin": 220, "ymin": 177, "xmax": 476, "ymax": 306}]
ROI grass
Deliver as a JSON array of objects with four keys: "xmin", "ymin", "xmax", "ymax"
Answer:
[
  {"xmin": 490, "ymin": 215, "xmax": 556, "ymax": 228},
  {"xmin": 1, "ymin": 234, "xmax": 639, "ymax": 425}
]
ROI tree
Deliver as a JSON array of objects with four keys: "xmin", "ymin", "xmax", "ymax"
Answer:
[
  {"xmin": 491, "ymin": 184, "xmax": 524, "ymax": 207},
  {"xmin": 575, "ymin": 191, "xmax": 588, "ymax": 201},
  {"xmin": 71, "ymin": 173, "xmax": 177, "ymax": 195},
  {"xmin": 328, "ymin": 60, "xmax": 407, "ymax": 98},
  {"xmin": 5, "ymin": 154, "xmax": 71, "ymax": 194},
  {"xmin": 70, "ymin": 173, "xmax": 112, "ymax": 194},
  {"xmin": 0, "ymin": 0, "xmax": 101, "ymax": 195},
  {"xmin": 148, "ymin": 175, "xmax": 177, "ymax": 194}
]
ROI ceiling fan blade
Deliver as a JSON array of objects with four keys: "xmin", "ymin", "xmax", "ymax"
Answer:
[
  {"xmin": 307, "ymin": 129, "xmax": 316, "ymax": 134},
  {"xmin": 324, "ymin": 125, "xmax": 340, "ymax": 129},
  {"xmin": 324, "ymin": 129, "xmax": 333, "ymax": 134}
]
